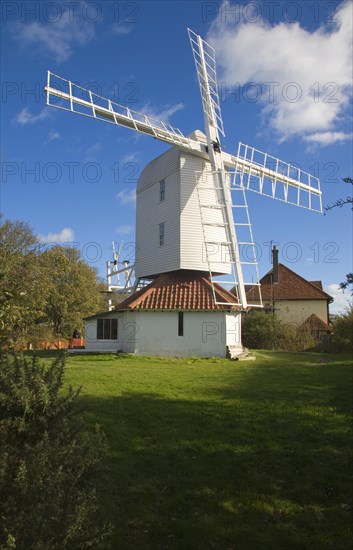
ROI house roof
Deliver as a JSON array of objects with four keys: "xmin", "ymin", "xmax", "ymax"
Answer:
[
  {"xmin": 309, "ymin": 281, "xmax": 323, "ymax": 290},
  {"xmin": 114, "ymin": 270, "xmax": 241, "ymax": 312},
  {"xmin": 300, "ymin": 313, "xmax": 332, "ymax": 332},
  {"xmin": 246, "ymin": 264, "xmax": 333, "ymax": 302}
]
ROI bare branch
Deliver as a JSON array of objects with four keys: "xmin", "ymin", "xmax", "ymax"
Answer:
[{"xmin": 324, "ymin": 177, "xmax": 353, "ymax": 213}]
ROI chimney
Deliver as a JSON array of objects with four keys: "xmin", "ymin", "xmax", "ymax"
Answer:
[{"xmin": 272, "ymin": 246, "xmax": 279, "ymax": 284}]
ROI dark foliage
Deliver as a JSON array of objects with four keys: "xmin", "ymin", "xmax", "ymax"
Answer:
[
  {"xmin": 339, "ymin": 273, "xmax": 353, "ymax": 296},
  {"xmin": 0, "ymin": 216, "xmax": 106, "ymax": 350},
  {"xmin": 324, "ymin": 176, "xmax": 353, "ymax": 212},
  {"xmin": 0, "ymin": 353, "xmax": 110, "ymax": 549},
  {"xmin": 242, "ymin": 311, "xmax": 317, "ymax": 351},
  {"xmin": 332, "ymin": 304, "xmax": 353, "ymax": 352}
]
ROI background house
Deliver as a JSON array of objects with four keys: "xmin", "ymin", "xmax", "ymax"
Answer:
[{"xmin": 246, "ymin": 263, "xmax": 333, "ymax": 332}]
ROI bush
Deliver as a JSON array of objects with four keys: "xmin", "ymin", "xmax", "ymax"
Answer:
[
  {"xmin": 242, "ymin": 311, "xmax": 285, "ymax": 350},
  {"xmin": 242, "ymin": 311, "xmax": 318, "ymax": 351},
  {"xmin": 332, "ymin": 304, "xmax": 353, "ymax": 352},
  {"xmin": 0, "ymin": 353, "xmax": 110, "ymax": 549}
]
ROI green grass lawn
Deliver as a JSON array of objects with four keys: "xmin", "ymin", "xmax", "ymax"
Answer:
[{"xmin": 60, "ymin": 351, "xmax": 352, "ymax": 549}]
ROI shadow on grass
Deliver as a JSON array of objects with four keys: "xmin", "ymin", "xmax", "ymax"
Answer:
[
  {"xmin": 80, "ymin": 384, "xmax": 352, "ymax": 550},
  {"xmin": 23, "ymin": 349, "xmax": 64, "ymax": 360}
]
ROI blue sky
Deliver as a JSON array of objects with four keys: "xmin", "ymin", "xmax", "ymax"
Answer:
[{"xmin": 1, "ymin": 0, "xmax": 352, "ymax": 313}]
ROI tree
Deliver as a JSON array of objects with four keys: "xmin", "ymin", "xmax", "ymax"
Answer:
[
  {"xmin": 1, "ymin": 215, "xmax": 107, "ymax": 349},
  {"xmin": 39, "ymin": 246, "xmax": 106, "ymax": 337},
  {"xmin": 0, "ymin": 352, "xmax": 110, "ymax": 549},
  {"xmin": 0, "ymin": 217, "xmax": 46, "ymax": 350},
  {"xmin": 332, "ymin": 303, "xmax": 353, "ymax": 352},
  {"xmin": 324, "ymin": 177, "xmax": 353, "ymax": 212},
  {"xmin": 339, "ymin": 273, "xmax": 353, "ymax": 296},
  {"xmin": 323, "ymin": 177, "xmax": 353, "ymax": 309}
]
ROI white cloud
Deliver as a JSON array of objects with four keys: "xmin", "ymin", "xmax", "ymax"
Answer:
[
  {"xmin": 87, "ymin": 142, "xmax": 102, "ymax": 154},
  {"xmin": 48, "ymin": 130, "xmax": 61, "ymax": 142},
  {"xmin": 325, "ymin": 283, "xmax": 352, "ymax": 314},
  {"xmin": 121, "ymin": 152, "xmax": 139, "ymax": 163},
  {"xmin": 83, "ymin": 142, "xmax": 103, "ymax": 161},
  {"xmin": 111, "ymin": 23, "xmax": 133, "ymax": 35},
  {"xmin": 14, "ymin": 107, "xmax": 51, "ymax": 125},
  {"xmin": 116, "ymin": 225, "xmax": 134, "ymax": 234},
  {"xmin": 207, "ymin": 0, "xmax": 353, "ymax": 144},
  {"xmin": 11, "ymin": 3, "xmax": 95, "ymax": 63},
  {"xmin": 38, "ymin": 228, "xmax": 75, "ymax": 244},
  {"xmin": 304, "ymin": 131, "xmax": 353, "ymax": 146},
  {"xmin": 116, "ymin": 189, "xmax": 136, "ymax": 205},
  {"xmin": 140, "ymin": 102, "xmax": 185, "ymax": 125}
]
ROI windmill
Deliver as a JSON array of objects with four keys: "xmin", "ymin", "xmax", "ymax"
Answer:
[{"xmin": 45, "ymin": 28, "xmax": 322, "ymax": 311}]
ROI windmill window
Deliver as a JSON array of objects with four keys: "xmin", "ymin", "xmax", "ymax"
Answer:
[
  {"xmin": 159, "ymin": 179, "xmax": 166, "ymax": 202},
  {"xmin": 97, "ymin": 318, "xmax": 118, "ymax": 340},
  {"xmin": 178, "ymin": 312, "xmax": 184, "ymax": 336},
  {"xmin": 159, "ymin": 222, "xmax": 165, "ymax": 246}
]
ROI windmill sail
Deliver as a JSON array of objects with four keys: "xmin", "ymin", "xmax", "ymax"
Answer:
[
  {"xmin": 226, "ymin": 144, "xmax": 322, "ymax": 212},
  {"xmin": 45, "ymin": 72, "xmax": 195, "ymax": 150},
  {"xmin": 186, "ymin": 30, "xmax": 322, "ymax": 214},
  {"xmin": 188, "ymin": 28, "xmax": 225, "ymax": 138}
]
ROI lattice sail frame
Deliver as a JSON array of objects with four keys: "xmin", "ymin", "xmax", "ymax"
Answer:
[
  {"xmin": 46, "ymin": 72, "xmax": 192, "ymax": 149},
  {"xmin": 188, "ymin": 28, "xmax": 225, "ymax": 138},
  {"xmin": 195, "ymin": 168, "xmax": 263, "ymax": 308},
  {"xmin": 232, "ymin": 143, "xmax": 322, "ymax": 212}
]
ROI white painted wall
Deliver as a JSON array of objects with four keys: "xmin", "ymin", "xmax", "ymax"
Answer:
[
  {"xmin": 84, "ymin": 310, "xmax": 242, "ymax": 357},
  {"xmin": 85, "ymin": 314, "xmax": 123, "ymax": 352},
  {"xmin": 180, "ymin": 153, "xmax": 231, "ymax": 274},
  {"xmin": 136, "ymin": 147, "xmax": 181, "ymax": 278},
  {"xmin": 129, "ymin": 310, "xmax": 241, "ymax": 357}
]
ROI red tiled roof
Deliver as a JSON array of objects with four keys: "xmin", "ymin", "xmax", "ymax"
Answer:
[
  {"xmin": 115, "ymin": 270, "xmax": 240, "ymax": 311},
  {"xmin": 246, "ymin": 264, "xmax": 332, "ymax": 302},
  {"xmin": 301, "ymin": 313, "xmax": 332, "ymax": 332}
]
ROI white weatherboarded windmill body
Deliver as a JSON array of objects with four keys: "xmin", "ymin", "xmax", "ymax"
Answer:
[{"xmin": 45, "ymin": 29, "xmax": 322, "ymax": 357}]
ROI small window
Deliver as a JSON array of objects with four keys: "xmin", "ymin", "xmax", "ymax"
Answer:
[
  {"xmin": 111, "ymin": 319, "xmax": 118, "ymax": 340},
  {"xmin": 104, "ymin": 319, "xmax": 110, "ymax": 338},
  {"xmin": 97, "ymin": 319, "xmax": 104, "ymax": 339},
  {"xmin": 159, "ymin": 222, "xmax": 165, "ymax": 246},
  {"xmin": 159, "ymin": 179, "xmax": 165, "ymax": 202},
  {"xmin": 178, "ymin": 312, "xmax": 184, "ymax": 336},
  {"xmin": 97, "ymin": 318, "xmax": 118, "ymax": 340}
]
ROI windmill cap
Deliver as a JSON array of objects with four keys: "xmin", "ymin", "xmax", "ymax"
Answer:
[{"xmin": 187, "ymin": 129, "xmax": 207, "ymax": 143}]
